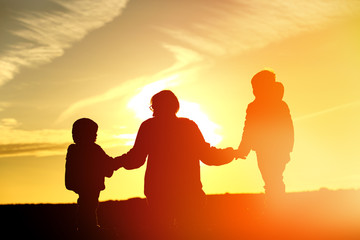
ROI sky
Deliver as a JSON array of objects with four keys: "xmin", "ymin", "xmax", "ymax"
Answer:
[{"xmin": 0, "ymin": 0, "xmax": 360, "ymax": 204}]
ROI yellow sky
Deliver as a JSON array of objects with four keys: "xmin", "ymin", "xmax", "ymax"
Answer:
[{"xmin": 0, "ymin": 0, "xmax": 360, "ymax": 204}]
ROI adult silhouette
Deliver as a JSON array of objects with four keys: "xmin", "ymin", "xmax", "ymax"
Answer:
[{"xmin": 118, "ymin": 90, "xmax": 235, "ymax": 237}]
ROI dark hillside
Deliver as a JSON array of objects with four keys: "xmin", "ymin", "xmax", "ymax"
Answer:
[{"xmin": 1, "ymin": 190, "xmax": 360, "ymax": 240}]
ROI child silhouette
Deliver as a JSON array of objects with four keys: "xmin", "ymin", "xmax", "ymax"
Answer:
[
  {"xmin": 65, "ymin": 118, "xmax": 123, "ymax": 233},
  {"xmin": 237, "ymin": 70, "xmax": 294, "ymax": 203}
]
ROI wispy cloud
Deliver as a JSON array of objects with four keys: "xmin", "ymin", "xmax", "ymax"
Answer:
[
  {"xmin": 53, "ymin": 0, "xmax": 360, "ymax": 147},
  {"xmin": 0, "ymin": 0, "xmax": 129, "ymax": 86},
  {"xmin": 5, "ymin": 0, "xmax": 358, "ymax": 156},
  {"xmin": 159, "ymin": 0, "xmax": 360, "ymax": 57},
  {"xmin": 0, "ymin": 142, "xmax": 69, "ymax": 158},
  {"xmin": 55, "ymin": 45, "xmax": 203, "ymax": 124},
  {"xmin": 0, "ymin": 117, "xmax": 69, "ymax": 157},
  {"xmin": 54, "ymin": 0, "xmax": 360, "ymax": 125},
  {"xmin": 294, "ymin": 100, "xmax": 360, "ymax": 121},
  {"xmin": 0, "ymin": 117, "xmax": 125, "ymax": 157},
  {"xmin": 55, "ymin": 74, "xmax": 147, "ymax": 124}
]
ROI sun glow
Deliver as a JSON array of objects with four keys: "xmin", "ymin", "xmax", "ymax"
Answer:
[
  {"xmin": 127, "ymin": 78, "xmax": 222, "ymax": 146},
  {"xmin": 127, "ymin": 75, "xmax": 179, "ymax": 120},
  {"xmin": 178, "ymin": 100, "xmax": 222, "ymax": 146}
]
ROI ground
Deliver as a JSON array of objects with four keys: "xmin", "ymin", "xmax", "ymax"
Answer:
[{"xmin": 1, "ymin": 190, "xmax": 360, "ymax": 240}]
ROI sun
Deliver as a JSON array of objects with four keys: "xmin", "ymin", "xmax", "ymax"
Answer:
[
  {"xmin": 177, "ymin": 100, "xmax": 222, "ymax": 146},
  {"xmin": 126, "ymin": 78, "xmax": 222, "ymax": 146}
]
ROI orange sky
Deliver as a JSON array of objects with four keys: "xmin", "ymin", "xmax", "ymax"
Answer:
[{"xmin": 0, "ymin": 0, "xmax": 360, "ymax": 204}]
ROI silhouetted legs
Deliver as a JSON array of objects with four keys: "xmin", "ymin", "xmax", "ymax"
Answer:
[
  {"xmin": 256, "ymin": 151, "xmax": 289, "ymax": 205},
  {"xmin": 146, "ymin": 196, "xmax": 174, "ymax": 238},
  {"xmin": 147, "ymin": 193, "xmax": 206, "ymax": 239},
  {"xmin": 175, "ymin": 195, "xmax": 206, "ymax": 239},
  {"xmin": 77, "ymin": 191, "xmax": 100, "ymax": 232}
]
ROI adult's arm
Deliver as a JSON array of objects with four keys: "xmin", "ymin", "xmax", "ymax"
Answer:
[
  {"xmin": 120, "ymin": 121, "xmax": 149, "ymax": 170},
  {"xmin": 188, "ymin": 120, "xmax": 234, "ymax": 166}
]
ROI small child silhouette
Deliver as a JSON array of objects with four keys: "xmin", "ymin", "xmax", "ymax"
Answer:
[
  {"xmin": 65, "ymin": 118, "xmax": 123, "ymax": 233},
  {"xmin": 237, "ymin": 70, "xmax": 294, "ymax": 203}
]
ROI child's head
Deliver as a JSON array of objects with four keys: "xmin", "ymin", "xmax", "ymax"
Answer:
[
  {"xmin": 251, "ymin": 70, "xmax": 276, "ymax": 100},
  {"xmin": 273, "ymin": 81, "xmax": 284, "ymax": 101},
  {"xmin": 72, "ymin": 118, "xmax": 98, "ymax": 144}
]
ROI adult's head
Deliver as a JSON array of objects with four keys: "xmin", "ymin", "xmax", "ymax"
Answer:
[
  {"xmin": 150, "ymin": 90, "xmax": 180, "ymax": 117},
  {"xmin": 251, "ymin": 70, "xmax": 276, "ymax": 100},
  {"xmin": 72, "ymin": 118, "xmax": 98, "ymax": 144}
]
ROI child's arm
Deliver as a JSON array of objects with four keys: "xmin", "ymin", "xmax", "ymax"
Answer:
[
  {"xmin": 280, "ymin": 101, "xmax": 295, "ymax": 153},
  {"xmin": 96, "ymin": 145, "xmax": 116, "ymax": 178},
  {"xmin": 236, "ymin": 103, "xmax": 254, "ymax": 159},
  {"xmin": 104, "ymin": 156, "xmax": 115, "ymax": 178}
]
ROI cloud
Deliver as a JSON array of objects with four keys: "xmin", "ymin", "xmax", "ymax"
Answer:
[
  {"xmin": 0, "ymin": 117, "xmax": 124, "ymax": 157},
  {"xmin": 160, "ymin": 44, "xmax": 204, "ymax": 74},
  {"xmin": 294, "ymin": 100, "xmax": 360, "ymax": 121},
  {"xmin": 8, "ymin": 0, "xmax": 358, "ymax": 155},
  {"xmin": 0, "ymin": 117, "xmax": 71, "ymax": 157},
  {"xmin": 66, "ymin": 0, "xmax": 357, "ymax": 119},
  {"xmin": 0, "ymin": 0, "xmax": 129, "ymax": 86},
  {"xmin": 55, "ymin": 45, "xmax": 203, "ymax": 124},
  {"xmin": 113, "ymin": 134, "xmax": 136, "ymax": 146},
  {"xmin": 0, "ymin": 118, "xmax": 69, "ymax": 143},
  {"xmin": 159, "ymin": 0, "xmax": 360, "ymax": 57},
  {"xmin": 0, "ymin": 118, "xmax": 19, "ymax": 127},
  {"xmin": 0, "ymin": 142, "xmax": 69, "ymax": 158},
  {"xmin": 55, "ymin": 75, "xmax": 146, "ymax": 124}
]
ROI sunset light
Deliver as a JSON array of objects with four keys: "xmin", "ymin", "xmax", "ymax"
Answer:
[{"xmin": 0, "ymin": 0, "xmax": 360, "ymax": 207}]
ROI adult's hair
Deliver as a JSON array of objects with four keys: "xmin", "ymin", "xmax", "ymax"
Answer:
[
  {"xmin": 150, "ymin": 90, "xmax": 180, "ymax": 117},
  {"xmin": 72, "ymin": 118, "xmax": 98, "ymax": 143}
]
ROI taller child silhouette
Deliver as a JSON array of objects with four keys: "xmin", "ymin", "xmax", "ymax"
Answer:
[
  {"xmin": 118, "ymin": 90, "xmax": 235, "ymax": 236},
  {"xmin": 237, "ymin": 70, "xmax": 294, "ymax": 203}
]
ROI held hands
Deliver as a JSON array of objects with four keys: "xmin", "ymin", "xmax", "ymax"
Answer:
[
  {"xmin": 113, "ymin": 154, "xmax": 127, "ymax": 171},
  {"xmin": 235, "ymin": 148, "xmax": 247, "ymax": 160},
  {"xmin": 223, "ymin": 147, "xmax": 246, "ymax": 161}
]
